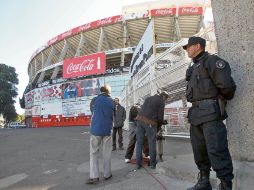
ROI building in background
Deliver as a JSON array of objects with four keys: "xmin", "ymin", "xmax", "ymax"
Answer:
[{"xmin": 21, "ymin": 1, "xmax": 206, "ymax": 128}]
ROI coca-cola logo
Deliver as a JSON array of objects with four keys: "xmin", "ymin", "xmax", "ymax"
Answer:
[
  {"xmin": 181, "ymin": 7, "xmax": 199, "ymax": 14},
  {"xmin": 40, "ymin": 88, "xmax": 54, "ymax": 98},
  {"xmin": 61, "ymin": 30, "xmax": 72, "ymax": 38},
  {"xmin": 155, "ymin": 9, "xmax": 173, "ymax": 15},
  {"xmin": 114, "ymin": 15, "xmax": 123, "ymax": 23},
  {"xmin": 79, "ymin": 23, "xmax": 92, "ymax": 31},
  {"xmin": 66, "ymin": 59, "xmax": 96, "ymax": 74},
  {"xmin": 97, "ymin": 17, "xmax": 113, "ymax": 26}
]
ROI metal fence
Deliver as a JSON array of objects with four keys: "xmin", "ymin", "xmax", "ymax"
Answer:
[{"xmin": 121, "ymin": 27, "xmax": 217, "ymax": 135}]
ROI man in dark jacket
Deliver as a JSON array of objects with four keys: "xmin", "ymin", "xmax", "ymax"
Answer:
[
  {"xmin": 135, "ymin": 91, "xmax": 169, "ymax": 169},
  {"xmin": 183, "ymin": 36, "xmax": 236, "ymax": 190},
  {"xmin": 112, "ymin": 98, "xmax": 126, "ymax": 150},
  {"xmin": 86, "ymin": 85, "xmax": 115, "ymax": 184}
]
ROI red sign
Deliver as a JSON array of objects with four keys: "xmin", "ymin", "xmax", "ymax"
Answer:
[
  {"xmin": 178, "ymin": 7, "xmax": 203, "ymax": 15},
  {"xmin": 47, "ymin": 15, "xmax": 122, "ymax": 46},
  {"xmin": 63, "ymin": 52, "xmax": 106, "ymax": 79},
  {"xmin": 151, "ymin": 8, "xmax": 177, "ymax": 17}
]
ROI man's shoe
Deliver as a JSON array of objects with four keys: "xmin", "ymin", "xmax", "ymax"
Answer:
[
  {"xmin": 112, "ymin": 147, "xmax": 116, "ymax": 151},
  {"xmin": 187, "ymin": 171, "xmax": 212, "ymax": 190},
  {"xmin": 125, "ymin": 158, "xmax": 131, "ymax": 163},
  {"xmin": 104, "ymin": 174, "xmax": 112, "ymax": 180},
  {"xmin": 86, "ymin": 178, "xmax": 99, "ymax": 184},
  {"xmin": 119, "ymin": 147, "xmax": 124, "ymax": 150},
  {"xmin": 217, "ymin": 181, "xmax": 232, "ymax": 190}
]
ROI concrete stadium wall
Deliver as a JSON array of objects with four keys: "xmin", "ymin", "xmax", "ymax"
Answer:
[
  {"xmin": 212, "ymin": 0, "xmax": 254, "ymax": 162},
  {"xmin": 208, "ymin": 2, "xmax": 254, "ymax": 188}
]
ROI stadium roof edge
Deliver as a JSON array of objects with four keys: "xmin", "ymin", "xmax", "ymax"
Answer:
[{"xmin": 28, "ymin": 3, "xmax": 206, "ymax": 64}]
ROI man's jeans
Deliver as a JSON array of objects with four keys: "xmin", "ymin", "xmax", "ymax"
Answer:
[
  {"xmin": 125, "ymin": 122, "xmax": 149, "ymax": 159},
  {"xmin": 136, "ymin": 120, "xmax": 157, "ymax": 167}
]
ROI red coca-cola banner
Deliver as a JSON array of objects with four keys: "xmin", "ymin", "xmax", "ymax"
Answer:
[
  {"xmin": 63, "ymin": 52, "xmax": 106, "ymax": 79},
  {"xmin": 151, "ymin": 8, "xmax": 177, "ymax": 17},
  {"xmin": 178, "ymin": 7, "xmax": 203, "ymax": 15},
  {"xmin": 47, "ymin": 15, "xmax": 122, "ymax": 46}
]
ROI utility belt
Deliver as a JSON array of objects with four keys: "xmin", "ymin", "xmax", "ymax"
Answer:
[
  {"xmin": 192, "ymin": 99, "xmax": 218, "ymax": 107},
  {"xmin": 188, "ymin": 97, "xmax": 227, "ymax": 126}
]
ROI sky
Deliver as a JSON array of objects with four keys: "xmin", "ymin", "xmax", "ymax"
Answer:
[{"xmin": 0, "ymin": 0, "xmax": 155, "ymax": 114}]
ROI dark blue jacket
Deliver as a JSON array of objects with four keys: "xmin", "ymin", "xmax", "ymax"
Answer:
[{"xmin": 90, "ymin": 93, "xmax": 115, "ymax": 136}]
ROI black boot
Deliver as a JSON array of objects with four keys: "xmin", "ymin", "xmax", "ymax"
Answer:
[
  {"xmin": 217, "ymin": 181, "xmax": 232, "ymax": 190},
  {"xmin": 187, "ymin": 171, "xmax": 212, "ymax": 190}
]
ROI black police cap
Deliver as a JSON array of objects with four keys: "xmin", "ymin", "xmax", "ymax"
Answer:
[{"xmin": 182, "ymin": 36, "xmax": 206, "ymax": 50}]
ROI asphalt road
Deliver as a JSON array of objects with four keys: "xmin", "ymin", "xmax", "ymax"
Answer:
[{"xmin": 0, "ymin": 127, "xmax": 193, "ymax": 190}]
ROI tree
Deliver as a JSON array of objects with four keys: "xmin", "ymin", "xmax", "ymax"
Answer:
[
  {"xmin": 3, "ymin": 104, "xmax": 17, "ymax": 123},
  {"xmin": 0, "ymin": 63, "xmax": 19, "ymax": 121},
  {"xmin": 17, "ymin": 113, "xmax": 25, "ymax": 123}
]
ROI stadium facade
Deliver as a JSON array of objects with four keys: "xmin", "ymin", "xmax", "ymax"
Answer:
[{"xmin": 21, "ymin": 1, "xmax": 205, "ymax": 128}]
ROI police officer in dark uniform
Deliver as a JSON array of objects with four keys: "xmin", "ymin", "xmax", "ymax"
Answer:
[{"xmin": 183, "ymin": 37, "xmax": 236, "ymax": 190}]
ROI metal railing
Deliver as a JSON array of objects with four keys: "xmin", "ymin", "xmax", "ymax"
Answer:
[{"xmin": 121, "ymin": 27, "xmax": 217, "ymax": 135}]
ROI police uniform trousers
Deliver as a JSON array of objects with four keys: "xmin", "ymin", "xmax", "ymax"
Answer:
[
  {"xmin": 190, "ymin": 120, "xmax": 234, "ymax": 181},
  {"xmin": 89, "ymin": 135, "xmax": 112, "ymax": 179}
]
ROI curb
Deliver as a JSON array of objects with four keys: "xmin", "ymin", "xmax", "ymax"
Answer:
[{"xmin": 156, "ymin": 155, "xmax": 218, "ymax": 188}]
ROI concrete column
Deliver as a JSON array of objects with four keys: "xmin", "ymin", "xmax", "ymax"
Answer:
[
  {"xmin": 58, "ymin": 40, "xmax": 69, "ymax": 62},
  {"xmin": 211, "ymin": 0, "xmax": 254, "ymax": 161},
  {"xmin": 212, "ymin": 1, "xmax": 254, "ymax": 189}
]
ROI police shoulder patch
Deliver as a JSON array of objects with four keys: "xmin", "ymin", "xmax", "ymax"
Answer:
[{"xmin": 215, "ymin": 60, "xmax": 225, "ymax": 69}]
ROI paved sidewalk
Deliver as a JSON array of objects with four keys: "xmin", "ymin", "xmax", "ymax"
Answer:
[
  {"xmin": 156, "ymin": 136, "xmax": 254, "ymax": 190},
  {"xmin": 123, "ymin": 128, "xmax": 254, "ymax": 190},
  {"xmin": 156, "ymin": 154, "xmax": 217, "ymax": 189},
  {"xmin": 2, "ymin": 127, "xmax": 252, "ymax": 189}
]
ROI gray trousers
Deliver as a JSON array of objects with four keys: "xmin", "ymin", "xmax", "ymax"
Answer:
[{"xmin": 89, "ymin": 135, "xmax": 112, "ymax": 179}]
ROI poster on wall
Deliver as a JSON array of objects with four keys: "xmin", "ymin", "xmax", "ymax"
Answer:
[
  {"xmin": 25, "ymin": 90, "xmax": 34, "ymax": 109},
  {"xmin": 62, "ymin": 78, "xmax": 103, "ymax": 99},
  {"xmin": 62, "ymin": 100, "xmax": 92, "ymax": 117},
  {"xmin": 41, "ymin": 101, "xmax": 62, "ymax": 115},
  {"xmin": 34, "ymin": 84, "xmax": 62, "ymax": 102},
  {"xmin": 32, "ymin": 105, "xmax": 41, "ymax": 116}
]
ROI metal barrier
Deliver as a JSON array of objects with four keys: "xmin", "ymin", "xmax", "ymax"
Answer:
[{"xmin": 121, "ymin": 27, "xmax": 217, "ymax": 135}]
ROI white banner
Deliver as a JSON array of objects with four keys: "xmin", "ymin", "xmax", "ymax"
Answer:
[
  {"xmin": 32, "ymin": 105, "xmax": 41, "ymax": 116},
  {"xmin": 129, "ymin": 20, "xmax": 155, "ymax": 77},
  {"xmin": 41, "ymin": 101, "xmax": 62, "ymax": 115},
  {"xmin": 123, "ymin": 10, "xmax": 149, "ymax": 21},
  {"xmin": 25, "ymin": 90, "xmax": 34, "ymax": 109},
  {"xmin": 62, "ymin": 99, "xmax": 92, "ymax": 117}
]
